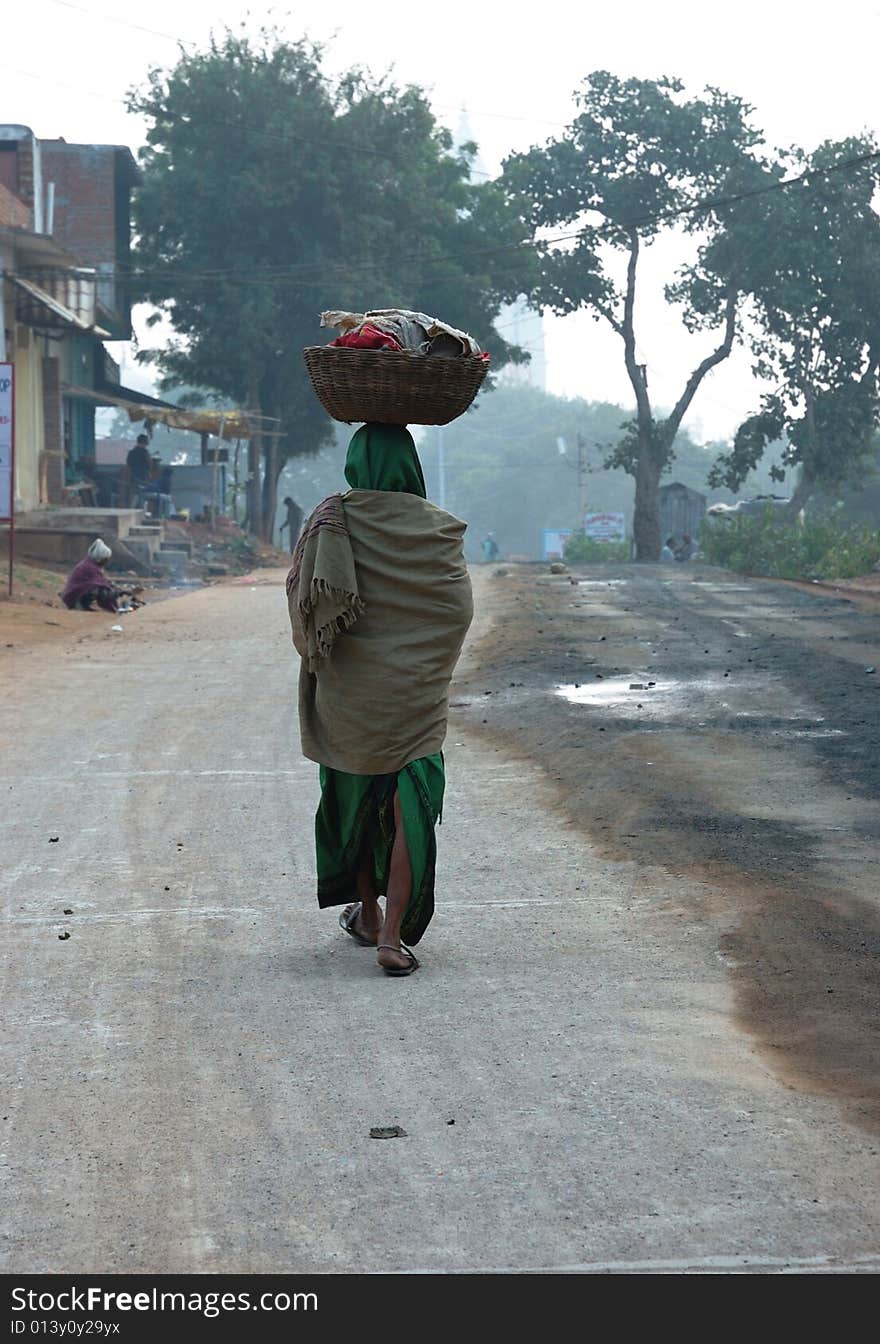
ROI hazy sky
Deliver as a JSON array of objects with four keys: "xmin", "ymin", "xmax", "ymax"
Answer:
[{"xmin": 4, "ymin": 0, "xmax": 879, "ymax": 437}]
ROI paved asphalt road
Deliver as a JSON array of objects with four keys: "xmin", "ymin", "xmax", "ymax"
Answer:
[{"xmin": 2, "ymin": 566, "xmax": 880, "ymax": 1274}]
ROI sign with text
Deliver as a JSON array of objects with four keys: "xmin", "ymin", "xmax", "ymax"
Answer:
[
  {"xmin": 0, "ymin": 363, "xmax": 13, "ymax": 519},
  {"xmin": 542, "ymin": 528, "xmax": 572, "ymax": 561},
  {"xmin": 583, "ymin": 510, "xmax": 626, "ymax": 543}
]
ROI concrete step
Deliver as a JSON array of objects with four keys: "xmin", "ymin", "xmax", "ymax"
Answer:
[
  {"xmin": 160, "ymin": 539, "xmax": 193, "ymax": 557},
  {"xmin": 124, "ymin": 539, "xmax": 158, "ymax": 568},
  {"xmin": 129, "ymin": 526, "xmax": 163, "ymax": 539},
  {"xmin": 16, "ymin": 508, "xmax": 143, "ymax": 538},
  {"xmin": 157, "ymin": 549, "xmax": 189, "ymax": 570}
]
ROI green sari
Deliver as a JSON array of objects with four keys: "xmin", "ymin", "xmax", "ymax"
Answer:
[{"xmin": 314, "ymin": 424, "xmax": 445, "ymax": 946}]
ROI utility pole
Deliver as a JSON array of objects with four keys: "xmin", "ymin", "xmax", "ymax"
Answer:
[
  {"xmin": 437, "ymin": 424, "xmax": 446, "ymax": 510},
  {"xmin": 576, "ymin": 432, "xmax": 588, "ymax": 525}
]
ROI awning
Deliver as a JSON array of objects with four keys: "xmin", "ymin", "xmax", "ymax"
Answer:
[
  {"xmin": 62, "ymin": 384, "xmax": 260, "ymax": 439},
  {"xmin": 12, "ymin": 275, "xmax": 110, "ymax": 338},
  {"xmin": 63, "ymin": 383, "xmax": 177, "ymax": 412},
  {"xmin": 135, "ymin": 405, "xmax": 258, "ymax": 440}
]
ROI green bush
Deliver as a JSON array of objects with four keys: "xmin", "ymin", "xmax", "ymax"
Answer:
[
  {"xmin": 699, "ymin": 508, "xmax": 880, "ymax": 580},
  {"xmin": 229, "ymin": 535, "xmax": 260, "ymax": 561},
  {"xmin": 563, "ymin": 533, "xmax": 631, "ymax": 564}
]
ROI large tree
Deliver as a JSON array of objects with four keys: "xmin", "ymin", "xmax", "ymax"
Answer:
[
  {"xmin": 128, "ymin": 29, "xmax": 531, "ymax": 539},
  {"xmin": 701, "ymin": 137, "xmax": 880, "ymax": 511},
  {"xmin": 500, "ymin": 72, "xmax": 769, "ymax": 559}
]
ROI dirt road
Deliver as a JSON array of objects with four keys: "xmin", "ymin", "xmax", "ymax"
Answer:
[
  {"xmin": 458, "ymin": 564, "xmax": 880, "ymax": 1135},
  {"xmin": 3, "ymin": 565, "xmax": 880, "ymax": 1274}
]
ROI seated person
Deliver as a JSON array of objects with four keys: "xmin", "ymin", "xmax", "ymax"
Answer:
[
  {"xmin": 139, "ymin": 458, "xmax": 175, "ymax": 518},
  {"xmin": 60, "ymin": 539, "xmax": 122, "ymax": 612},
  {"xmin": 126, "ymin": 434, "xmax": 153, "ymax": 486}
]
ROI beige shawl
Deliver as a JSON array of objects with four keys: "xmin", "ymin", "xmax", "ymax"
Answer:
[{"xmin": 287, "ymin": 489, "xmax": 473, "ymax": 775}]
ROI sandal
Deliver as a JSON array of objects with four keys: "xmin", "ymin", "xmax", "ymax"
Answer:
[
  {"xmin": 377, "ymin": 943, "xmax": 420, "ymax": 977},
  {"xmin": 338, "ymin": 902, "xmax": 377, "ymax": 947}
]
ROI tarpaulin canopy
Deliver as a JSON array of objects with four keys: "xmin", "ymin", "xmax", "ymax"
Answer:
[
  {"xmin": 134, "ymin": 404, "xmax": 258, "ymax": 440},
  {"xmin": 62, "ymin": 384, "xmax": 265, "ymax": 439}
]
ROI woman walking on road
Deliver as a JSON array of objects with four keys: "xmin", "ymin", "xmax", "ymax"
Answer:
[{"xmin": 287, "ymin": 424, "xmax": 472, "ymax": 975}]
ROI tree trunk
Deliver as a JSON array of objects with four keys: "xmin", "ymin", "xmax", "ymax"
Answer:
[
  {"xmin": 260, "ymin": 436, "xmax": 281, "ymax": 544},
  {"xmin": 245, "ymin": 376, "xmax": 263, "ymax": 538},
  {"xmin": 619, "ymin": 229, "xmax": 664, "ymax": 561},
  {"xmin": 245, "ymin": 438, "xmax": 261, "ymax": 537},
  {"xmin": 783, "ymin": 468, "xmax": 815, "ymax": 520},
  {"xmin": 632, "ymin": 440, "xmax": 663, "ymax": 561}
]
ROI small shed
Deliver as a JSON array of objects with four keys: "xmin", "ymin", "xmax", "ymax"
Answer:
[{"xmin": 659, "ymin": 482, "xmax": 706, "ymax": 543}]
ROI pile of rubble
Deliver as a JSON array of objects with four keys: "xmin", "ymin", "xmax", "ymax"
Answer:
[{"xmin": 139, "ymin": 515, "xmax": 290, "ymax": 585}]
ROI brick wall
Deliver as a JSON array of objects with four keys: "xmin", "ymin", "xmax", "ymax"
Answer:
[
  {"xmin": 42, "ymin": 356, "xmax": 63, "ymax": 505},
  {"xmin": 0, "ymin": 181, "xmax": 31, "ymax": 229},
  {"xmin": 13, "ymin": 137, "xmax": 35, "ymax": 211},
  {"xmin": 40, "ymin": 142, "xmax": 134, "ymax": 337},
  {"xmin": 40, "ymin": 143, "xmax": 117, "ymax": 269}
]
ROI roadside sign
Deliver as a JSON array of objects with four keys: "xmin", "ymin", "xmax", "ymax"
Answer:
[
  {"xmin": 0, "ymin": 363, "xmax": 12, "ymax": 520},
  {"xmin": 584, "ymin": 510, "xmax": 626, "ymax": 542},
  {"xmin": 1, "ymin": 361, "xmax": 15, "ymax": 596},
  {"xmin": 542, "ymin": 528, "xmax": 572, "ymax": 561}
]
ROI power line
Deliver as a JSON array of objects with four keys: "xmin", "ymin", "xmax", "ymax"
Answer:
[
  {"xmin": 41, "ymin": 0, "xmax": 200, "ymax": 46},
  {"xmin": 96, "ymin": 148, "xmax": 880, "ymax": 301},
  {"xmin": 38, "ymin": 0, "xmax": 570, "ymax": 131},
  {"xmin": 617, "ymin": 150, "xmax": 880, "ymax": 231},
  {"xmin": 8, "ymin": 54, "xmax": 877, "ymax": 302},
  {"xmin": 102, "ymin": 146, "xmax": 880, "ymax": 293},
  {"xmin": 20, "ymin": 3, "xmax": 880, "ymax": 201},
  {"xmin": 0, "ymin": 62, "xmax": 135, "ymax": 108},
  {"xmin": 0, "ymin": 62, "xmax": 492, "ymax": 176}
]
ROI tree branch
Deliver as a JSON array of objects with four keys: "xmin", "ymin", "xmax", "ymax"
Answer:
[
  {"xmin": 596, "ymin": 303, "xmax": 624, "ymax": 338},
  {"xmin": 664, "ymin": 286, "xmax": 737, "ymax": 446},
  {"xmin": 621, "ymin": 229, "xmax": 651, "ymax": 425},
  {"xmin": 859, "ymin": 341, "xmax": 880, "ymax": 389}
]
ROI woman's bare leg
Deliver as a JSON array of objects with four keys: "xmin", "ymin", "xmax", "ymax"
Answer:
[
  {"xmin": 377, "ymin": 792, "xmax": 414, "ymax": 971},
  {"xmin": 341, "ymin": 847, "xmax": 382, "ymax": 944}
]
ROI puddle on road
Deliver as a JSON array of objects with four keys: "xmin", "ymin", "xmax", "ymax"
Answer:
[
  {"xmin": 775, "ymin": 727, "xmax": 847, "ymax": 739},
  {"xmin": 690, "ymin": 582, "xmax": 756, "ymax": 592},
  {"xmin": 557, "ymin": 676, "xmax": 678, "ymax": 709},
  {"xmin": 556, "ymin": 675, "xmax": 836, "ymax": 733},
  {"xmin": 555, "ymin": 675, "xmax": 738, "ymax": 722}
]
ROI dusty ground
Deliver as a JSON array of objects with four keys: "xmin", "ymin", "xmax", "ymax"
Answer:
[
  {"xmin": 0, "ymin": 563, "xmax": 197, "ymax": 653},
  {"xmin": 0, "ymin": 553, "xmax": 289, "ymax": 654},
  {"xmin": 3, "ymin": 563, "xmax": 880, "ymax": 1274},
  {"xmin": 0, "ymin": 563, "xmax": 80, "ymax": 649}
]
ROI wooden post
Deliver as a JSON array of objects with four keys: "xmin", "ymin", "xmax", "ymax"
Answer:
[{"xmin": 1, "ymin": 361, "xmax": 15, "ymax": 597}]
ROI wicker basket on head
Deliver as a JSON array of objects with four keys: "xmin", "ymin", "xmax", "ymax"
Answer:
[{"xmin": 303, "ymin": 346, "xmax": 488, "ymax": 426}]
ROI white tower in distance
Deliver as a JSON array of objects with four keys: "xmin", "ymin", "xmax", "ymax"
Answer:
[{"xmin": 453, "ymin": 109, "xmax": 546, "ymax": 392}]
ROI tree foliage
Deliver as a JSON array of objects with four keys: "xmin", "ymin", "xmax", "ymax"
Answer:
[
  {"xmin": 500, "ymin": 71, "xmax": 769, "ymax": 559},
  {"xmin": 319, "ymin": 382, "xmax": 781, "ymax": 562},
  {"xmin": 699, "ymin": 138, "xmax": 880, "ymax": 510},
  {"xmin": 128, "ymin": 28, "xmax": 532, "ymax": 537}
]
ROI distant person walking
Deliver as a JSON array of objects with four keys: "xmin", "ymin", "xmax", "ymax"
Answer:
[
  {"xmin": 279, "ymin": 496, "xmax": 304, "ymax": 554},
  {"xmin": 481, "ymin": 532, "xmax": 499, "ymax": 563}
]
